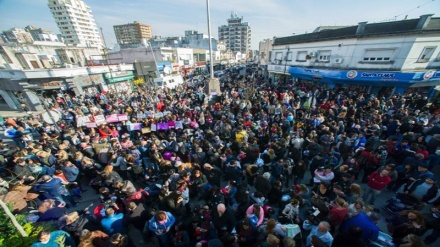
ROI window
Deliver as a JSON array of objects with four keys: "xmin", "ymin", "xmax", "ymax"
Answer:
[
  {"xmin": 296, "ymin": 51, "xmax": 308, "ymax": 62},
  {"xmin": 273, "ymin": 52, "xmax": 283, "ymax": 63},
  {"xmin": 436, "ymin": 52, "xmax": 440, "ymax": 61},
  {"xmin": 317, "ymin": 50, "xmax": 331, "ymax": 62},
  {"xmin": 362, "ymin": 49, "xmax": 395, "ymax": 63},
  {"xmin": 418, "ymin": 47, "xmax": 436, "ymax": 62}
]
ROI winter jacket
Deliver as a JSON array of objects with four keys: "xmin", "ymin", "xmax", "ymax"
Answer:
[
  {"xmin": 148, "ymin": 211, "xmax": 176, "ymax": 235},
  {"xmin": 367, "ymin": 171, "xmax": 391, "ymax": 191},
  {"xmin": 405, "ymin": 179, "xmax": 439, "ymax": 203}
]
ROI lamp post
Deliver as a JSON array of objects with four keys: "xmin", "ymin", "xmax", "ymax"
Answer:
[
  {"xmin": 206, "ymin": 0, "xmax": 214, "ymax": 79},
  {"xmin": 283, "ymin": 47, "xmax": 291, "ymax": 84}
]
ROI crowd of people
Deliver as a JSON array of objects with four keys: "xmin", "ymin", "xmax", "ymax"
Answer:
[{"xmin": 0, "ymin": 67, "xmax": 440, "ymax": 247}]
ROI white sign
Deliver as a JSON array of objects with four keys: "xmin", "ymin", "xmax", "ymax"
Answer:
[{"xmin": 94, "ymin": 115, "xmax": 106, "ymax": 125}]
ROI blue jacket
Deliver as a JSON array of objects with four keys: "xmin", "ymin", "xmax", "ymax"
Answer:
[
  {"xmin": 34, "ymin": 178, "xmax": 67, "ymax": 197},
  {"xmin": 148, "ymin": 211, "xmax": 176, "ymax": 235},
  {"xmin": 61, "ymin": 166, "xmax": 79, "ymax": 182},
  {"xmin": 341, "ymin": 213, "xmax": 379, "ymax": 242},
  {"xmin": 101, "ymin": 213, "xmax": 124, "ymax": 234}
]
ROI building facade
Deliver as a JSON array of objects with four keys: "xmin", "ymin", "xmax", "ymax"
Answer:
[
  {"xmin": 113, "ymin": 21, "xmax": 153, "ymax": 44},
  {"xmin": 25, "ymin": 25, "xmax": 60, "ymax": 42},
  {"xmin": 1, "ymin": 28, "xmax": 34, "ymax": 44},
  {"xmin": 48, "ymin": 0, "xmax": 103, "ymax": 48},
  {"xmin": 182, "ymin": 30, "xmax": 217, "ymax": 51},
  {"xmin": 268, "ymin": 15, "xmax": 440, "ymax": 99},
  {"xmin": 218, "ymin": 12, "xmax": 251, "ymax": 56},
  {"xmin": 0, "ymin": 41, "xmax": 133, "ymax": 110}
]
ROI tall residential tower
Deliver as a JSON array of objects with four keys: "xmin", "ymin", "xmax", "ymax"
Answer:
[
  {"xmin": 48, "ymin": 0, "xmax": 103, "ymax": 48},
  {"xmin": 113, "ymin": 21, "xmax": 153, "ymax": 44},
  {"xmin": 218, "ymin": 12, "xmax": 251, "ymax": 56}
]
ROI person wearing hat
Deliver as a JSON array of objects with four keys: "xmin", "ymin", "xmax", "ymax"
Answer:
[{"xmin": 403, "ymin": 174, "xmax": 439, "ymax": 205}]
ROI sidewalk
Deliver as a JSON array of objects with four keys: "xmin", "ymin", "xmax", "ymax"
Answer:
[{"xmin": 0, "ymin": 109, "xmax": 44, "ymax": 118}]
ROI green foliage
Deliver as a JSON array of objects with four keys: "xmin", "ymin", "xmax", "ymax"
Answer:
[{"xmin": 0, "ymin": 204, "xmax": 57, "ymax": 246}]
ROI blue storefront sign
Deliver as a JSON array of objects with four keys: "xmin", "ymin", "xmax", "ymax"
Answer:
[
  {"xmin": 288, "ymin": 67, "xmax": 440, "ymax": 86},
  {"xmin": 156, "ymin": 62, "xmax": 172, "ymax": 71}
]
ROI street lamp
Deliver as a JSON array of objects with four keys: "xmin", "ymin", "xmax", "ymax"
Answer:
[{"xmin": 206, "ymin": 0, "xmax": 214, "ymax": 79}]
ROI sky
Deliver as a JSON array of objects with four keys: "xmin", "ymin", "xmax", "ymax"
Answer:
[{"xmin": 0, "ymin": 0, "xmax": 439, "ymax": 50}]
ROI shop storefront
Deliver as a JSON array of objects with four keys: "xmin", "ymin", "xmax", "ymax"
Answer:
[
  {"xmin": 267, "ymin": 64, "xmax": 291, "ymax": 85},
  {"xmin": 103, "ymin": 71, "xmax": 134, "ymax": 93},
  {"xmin": 72, "ymin": 74, "xmax": 104, "ymax": 95},
  {"xmin": 289, "ymin": 67, "xmax": 440, "ymax": 99}
]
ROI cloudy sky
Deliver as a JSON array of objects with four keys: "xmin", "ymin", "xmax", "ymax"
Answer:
[{"xmin": 0, "ymin": 0, "xmax": 438, "ymax": 50}]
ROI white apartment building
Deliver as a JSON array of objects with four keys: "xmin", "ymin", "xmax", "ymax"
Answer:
[
  {"xmin": 48, "ymin": 0, "xmax": 103, "ymax": 48},
  {"xmin": 218, "ymin": 12, "xmax": 251, "ymax": 56},
  {"xmin": 268, "ymin": 14, "xmax": 440, "ymax": 97}
]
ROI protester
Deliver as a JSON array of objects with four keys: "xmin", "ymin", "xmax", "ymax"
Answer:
[{"xmin": 1, "ymin": 69, "xmax": 439, "ymax": 247}]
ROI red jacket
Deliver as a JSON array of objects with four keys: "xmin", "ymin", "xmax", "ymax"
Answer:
[
  {"xmin": 330, "ymin": 207, "xmax": 349, "ymax": 226},
  {"xmin": 367, "ymin": 171, "xmax": 391, "ymax": 190}
]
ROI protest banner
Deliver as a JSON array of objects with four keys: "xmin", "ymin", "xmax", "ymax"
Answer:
[
  {"xmin": 118, "ymin": 114, "xmax": 128, "ymax": 121},
  {"xmin": 106, "ymin": 114, "xmax": 119, "ymax": 123}
]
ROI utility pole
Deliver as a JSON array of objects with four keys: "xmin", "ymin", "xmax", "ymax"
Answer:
[{"xmin": 283, "ymin": 46, "xmax": 290, "ymax": 84}]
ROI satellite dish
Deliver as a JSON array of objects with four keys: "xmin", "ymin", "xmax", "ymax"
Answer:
[
  {"xmin": 42, "ymin": 110, "xmax": 61, "ymax": 124},
  {"xmin": 163, "ymin": 66, "xmax": 172, "ymax": 75}
]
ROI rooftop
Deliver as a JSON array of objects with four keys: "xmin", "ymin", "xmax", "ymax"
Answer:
[{"xmin": 274, "ymin": 15, "xmax": 440, "ymax": 46}]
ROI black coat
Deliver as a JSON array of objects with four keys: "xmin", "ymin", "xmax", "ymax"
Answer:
[
  {"xmin": 212, "ymin": 209, "xmax": 236, "ymax": 236},
  {"xmin": 254, "ymin": 176, "xmax": 271, "ymax": 197},
  {"xmin": 124, "ymin": 203, "xmax": 149, "ymax": 230}
]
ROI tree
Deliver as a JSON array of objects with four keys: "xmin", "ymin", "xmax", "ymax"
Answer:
[
  {"xmin": 133, "ymin": 77, "xmax": 145, "ymax": 87},
  {"xmin": 0, "ymin": 202, "xmax": 57, "ymax": 246}
]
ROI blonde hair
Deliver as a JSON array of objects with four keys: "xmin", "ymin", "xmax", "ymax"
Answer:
[
  {"xmin": 65, "ymin": 211, "xmax": 79, "ymax": 225},
  {"xmin": 335, "ymin": 198, "xmax": 348, "ymax": 208},
  {"xmin": 110, "ymin": 233, "xmax": 126, "ymax": 247},
  {"xmin": 102, "ymin": 165, "xmax": 114, "ymax": 175},
  {"xmin": 267, "ymin": 234, "xmax": 280, "ymax": 246},
  {"xmin": 38, "ymin": 199, "xmax": 56, "ymax": 213},
  {"xmin": 267, "ymin": 149, "xmax": 275, "ymax": 159},
  {"xmin": 350, "ymin": 183, "xmax": 361, "ymax": 196},
  {"xmin": 75, "ymin": 151, "xmax": 84, "ymax": 160}
]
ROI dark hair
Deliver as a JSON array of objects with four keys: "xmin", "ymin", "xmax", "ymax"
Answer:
[{"xmin": 37, "ymin": 230, "xmax": 50, "ymax": 240}]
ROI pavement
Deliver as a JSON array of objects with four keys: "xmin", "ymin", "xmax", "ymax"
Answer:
[{"xmin": 0, "ymin": 108, "xmax": 40, "ymax": 118}]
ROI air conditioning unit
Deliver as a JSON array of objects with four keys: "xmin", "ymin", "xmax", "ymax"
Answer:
[{"xmin": 334, "ymin": 58, "xmax": 343, "ymax": 64}]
